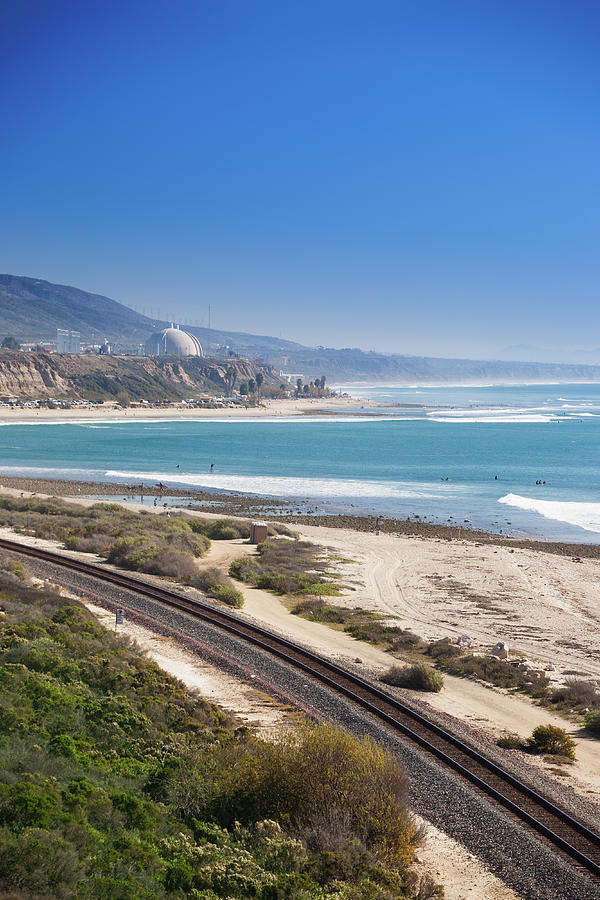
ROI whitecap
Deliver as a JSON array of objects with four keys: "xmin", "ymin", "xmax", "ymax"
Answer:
[
  {"xmin": 498, "ymin": 493, "xmax": 600, "ymax": 534},
  {"xmin": 105, "ymin": 469, "xmax": 455, "ymax": 500},
  {"xmin": 427, "ymin": 414, "xmax": 558, "ymax": 424}
]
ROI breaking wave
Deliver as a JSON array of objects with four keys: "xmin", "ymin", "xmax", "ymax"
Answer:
[{"xmin": 498, "ymin": 493, "xmax": 600, "ymax": 534}]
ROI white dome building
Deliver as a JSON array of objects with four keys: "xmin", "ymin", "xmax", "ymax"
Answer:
[{"xmin": 144, "ymin": 325, "xmax": 203, "ymax": 358}]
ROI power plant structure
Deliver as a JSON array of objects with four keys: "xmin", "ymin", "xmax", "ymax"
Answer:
[{"xmin": 144, "ymin": 325, "xmax": 203, "ymax": 358}]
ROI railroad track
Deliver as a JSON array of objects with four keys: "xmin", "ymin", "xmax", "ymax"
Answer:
[{"xmin": 2, "ymin": 535, "xmax": 600, "ymax": 881}]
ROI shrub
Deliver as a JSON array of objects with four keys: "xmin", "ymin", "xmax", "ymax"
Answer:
[
  {"xmin": 229, "ymin": 558, "xmax": 260, "ymax": 583},
  {"xmin": 189, "ymin": 517, "xmax": 252, "ymax": 540},
  {"xmin": 229, "ymin": 541, "xmax": 341, "ymax": 597},
  {"xmin": 380, "ymin": 663, "xmax": 444, "ymax": 692},
  {"xmin": 212, "ymin": 584, "xmax": 244, "ymax": 608},
  {"xmin": 527, "ymin": 724, "xmax": 576, "ymax": 759},
  {"xmin": 427, "ymin": 640, "xmax": 462, "ymax": 660},
  {"xmin": 430, "ymin": 648, "xmax": 550, "ymax": 697},
  {"xmin": 209, "ymin": 723, "xmax": 418, "ymax": 867},
  {"xmin": 189, "ymin": 567, "xmax": 244, "ymax": 608},
  {"xmin": 146, "ymin": 550, "xmax": 200, "ymax": 580},
  {"xmin": 550, "ymin": 678, "xmax": 600, "ymax": 712},
  {"xmin": 583, "ymin": 710, "xmax": 600, "ymax": 735},
  {"xmin": 496, "ymin": 733, "xmax": 523, "ymax": 750},
  {"xmin": 292, "ymin": 598, "xmax": 346, "ymax": 624}
]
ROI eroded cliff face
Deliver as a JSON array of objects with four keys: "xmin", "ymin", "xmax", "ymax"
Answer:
[
  {"xmin": 0, "ymin": 354, "xmax": 68, "ymax": 397},
  {"xmin": 0, "ymin": 353, "xmax": 275, "ymax": 400}
]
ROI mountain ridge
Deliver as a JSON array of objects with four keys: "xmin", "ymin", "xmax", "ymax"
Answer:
[{"xmin": 2, "ymin": 274, "xmax": 600, "ymax": 383}]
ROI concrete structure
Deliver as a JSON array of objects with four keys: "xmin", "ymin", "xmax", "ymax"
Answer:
[
  {"xmin": 279, "ymin": 371, "xmax": 304, "ymax": 384},
  {"xmin": 144, "ymin": 325, "xmax": 203, "ymax": 357}
]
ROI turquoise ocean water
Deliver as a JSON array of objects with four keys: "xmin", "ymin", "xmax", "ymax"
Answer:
[{"xmin": 1, "ymin": 383, "xmax": 599, "ymax": 543}]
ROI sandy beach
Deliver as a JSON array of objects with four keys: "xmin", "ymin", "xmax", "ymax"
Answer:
[
  {"xmin": 0, "ymin": 395, "xmax": 373, "ymax": 422},
  {"xmin": 3, "ymin": 479, "xmax": 600, "ymax": 807}
]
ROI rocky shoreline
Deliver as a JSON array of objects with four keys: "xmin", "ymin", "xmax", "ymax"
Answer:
[{"xmin": 2, "ymin": 473, "xmax": 600, "ymax": 560}]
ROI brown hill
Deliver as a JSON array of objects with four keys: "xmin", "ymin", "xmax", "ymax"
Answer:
[{"xmin": 0, "ymin": 352, "xmax": 275, "ymax": 401}]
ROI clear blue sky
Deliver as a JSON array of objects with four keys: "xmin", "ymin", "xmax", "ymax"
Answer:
[{"xmin": 1, "ymin": 0, "xmax": 598, "ymax": 358}]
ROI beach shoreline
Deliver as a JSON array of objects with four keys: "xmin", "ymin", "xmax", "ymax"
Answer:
[
  {"xmin": 4, "ymin": 479, "xmax": 600, "ymax": 808},
  {"xmin": 0, "ymin": 395, "xmax": 380, "ymax": 422},
  {"xmin": 1, "ymin": 473, "xmax": 599, "ymax": 557}
]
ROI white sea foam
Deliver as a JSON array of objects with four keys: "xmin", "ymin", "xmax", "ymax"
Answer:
[
  {"xmin": 498, "ymin": 493, "xmax": 600, "ymax": 534},
  {"xmin": 0, "ymin": 415, "xmax": 418, "ymax": 427},
  {"xmin": 427, "ymin": 414, "xmax": 559, "ymax": 423},
  {"xmin": 105, "ymin": 469, "xmax": 453, "ymax": 500},
  {"xmin": 0, "ymin": 465, "xmax": 106, "ymax": 480}
]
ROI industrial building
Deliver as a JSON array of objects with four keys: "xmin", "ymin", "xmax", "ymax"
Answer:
[
  {"xmin": 56, "ymin": 328, "xmax": 81, "ymax": 353},
  {"xmin": 144, "ymin": 325, "xmax": 203, "ymax": 357}
]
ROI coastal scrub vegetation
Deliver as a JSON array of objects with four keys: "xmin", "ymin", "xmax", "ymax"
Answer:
[
  {"xmin": 0, "ymin": 496, "xmax": 246, "ymax": 606},
  {"xmin": 0, "ymin": 558, "xmax": 440, "ymax": 898},
  {"xmin": 583, "ymin": 711, "xmax": 600, "ymax": 734},
  {"xmin": 380, "ymin": 663, "xmax": 444, "ymax": 693},
  {"xmin": 545, "ymin": 677, "xmax": 600, "ymax": 718},
  {"xmin": 291, "ymin": 598, "xmax": 426, "ymax": 654},
  {"xmin": 288, "ymin": 595, "xmax": 600, "ymax": 737},
  {"xmin": 427, "ymin": 641, "xmax": 550, "ymax": 698},
  {"xmin": 230, "ymin": 539, "xmax": 343, "ymax": 596},
  {"xmin": 526, "ymin": 725, "xmax": 577, "ymax": 760},
  {"xmin": 429, "ymin": 641, "xmax": 600, "ymax": 731}
]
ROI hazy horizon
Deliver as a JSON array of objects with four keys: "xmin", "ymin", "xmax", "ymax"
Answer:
[{"xmin": 1, "ymin": 2, "xmax": 598, "ymax": 360}]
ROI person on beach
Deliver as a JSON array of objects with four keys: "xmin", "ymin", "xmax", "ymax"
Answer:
[{"xmin": 210, "ymin": 463, "xmax": 214, "ymax": 472}]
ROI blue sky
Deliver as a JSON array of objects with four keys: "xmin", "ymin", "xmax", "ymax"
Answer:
[{"xmin": 1, "ymin": 0, "xmax": 599, "ymax": 358}]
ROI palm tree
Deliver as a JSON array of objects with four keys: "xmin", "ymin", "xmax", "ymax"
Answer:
[
  {"xmin": 225, "ymin": 366, "xmax": 237, "ymax": 396},
  {"xmin": 255, "ymin": 371, "xmax": 264, "ymax": 402}
]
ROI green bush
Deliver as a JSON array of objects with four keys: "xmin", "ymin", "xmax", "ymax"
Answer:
[
  {"xmin": 583, "ymin": 710, "xmax": 600, "ymax": 735},
  {"xmin": 189, "ymin": 517, "xmax": 252, "ymax": 540},
  {"xmin": 429, "ymin": 645, "xmax": 550, "ymax": 698},
  {"xmin": 526, "ymin": 724, "xmax": 576, "ymax": 759},
  {"xmin": 380, "ymin": 663, "xmax": 444, "ymax": 692},
  {"xmin": 229, "ymin": 539, "xmax": 342, "ymax": 597},
  {"xmin": 0, "ymin": 560, "xmax": 439, "ymax": 899},
  {"xmin": 496, "ymin": 733, "xmax": 523, "ymax": 750},
  {"xmin": 189, "ymin": 567, "xmax": 244, "ymax": 607},
  {"xmin": 212, "ymin": 584, "xmax": 244, "ymax": 608},
  {"xmin": 197, "ymin": 723, "xmax": 418, "ymax": 868},
  {"xmin": 229, "ymin": 557, "xmax": 259, "ymax": 583},
  {"xmin": 291, "ymin": 599, "xmax": 426, "ymax": 653}
]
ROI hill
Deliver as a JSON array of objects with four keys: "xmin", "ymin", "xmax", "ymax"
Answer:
[
  {"xmin": 0, "ymin": 351, "xmax": 275, "ymax": 401},
  {"xmin": 266, "ymin": 346, "xmax": 600, "ymax": 384},
  {"xmin": 0, "ymin": 275, "xmax": 304, "ymax": 356},
  {"xmin": 3, "ymin": 274, "xmax": 600, "ymax": 384},
  {"xmin": 0, "ymin": 275, "xmax": 157, "ymax": 343}
]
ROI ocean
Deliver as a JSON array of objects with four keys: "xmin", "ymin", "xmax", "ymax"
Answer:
[{"xmin": 1, "ymin": 382, "xmax": 599, "ymax": 543}]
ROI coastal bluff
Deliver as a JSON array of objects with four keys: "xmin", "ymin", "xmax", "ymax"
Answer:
[{"xmin": 0, "ymin": 351, "xmax": 275, "ymax": 401}]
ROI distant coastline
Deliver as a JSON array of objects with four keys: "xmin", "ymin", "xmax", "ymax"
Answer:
[{"xmin": 0, "ymin": 395, "xmax": 370, "ymax": 423}]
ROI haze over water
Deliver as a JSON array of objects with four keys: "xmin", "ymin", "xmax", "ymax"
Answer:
[{"xmin": 1, "ymin": 383, "xmax": 599, "ymax": 543}]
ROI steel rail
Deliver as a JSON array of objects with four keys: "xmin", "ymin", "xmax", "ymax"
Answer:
[{"xmin": 2, "ymin": 536, "xmax": 599, "ymax": 879}]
